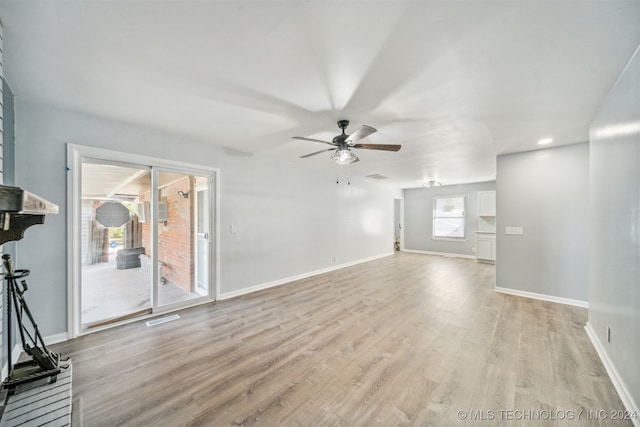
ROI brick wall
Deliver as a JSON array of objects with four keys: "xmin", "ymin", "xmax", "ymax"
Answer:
[{"xmin": 141, "ymin": 176, "xmax": 195, "ymax": 292}]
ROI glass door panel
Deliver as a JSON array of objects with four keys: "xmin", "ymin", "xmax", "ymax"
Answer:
[
  {"xmin": 156, "ymin": 171, "xmax": 211, "ymax": 307},
  {"xmin": 80, "ymin": 160, "xmax": 151, "ymax": 327}
]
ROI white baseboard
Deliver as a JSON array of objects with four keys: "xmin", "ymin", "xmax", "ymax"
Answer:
[
  {"xmin": 46, "ymin": 332, "xmax": 69, "ymax": 345},
  {"xmin": 218, "ymin": 252, "xmax": 395, "ymax": 300},
  {"xmin": 494, "ymin": 286, "xmax": 588, "ymax": 308},
  {"xmin": 585, "ymin": 322, "xmax": 639, "ymax": 427},
  {"xmin": 401, "ymin": 249, "xmax": 476, "ymax": 260}
]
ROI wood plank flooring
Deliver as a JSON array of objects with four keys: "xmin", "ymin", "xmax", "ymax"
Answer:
[{"xmin": 52, "ymin": 252, "xmax": 631, "ymax": 426}]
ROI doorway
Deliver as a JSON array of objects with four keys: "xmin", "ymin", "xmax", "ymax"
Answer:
[{"xmin": 68, "ymin": 145, "xmax": 218, "ymax": 336}]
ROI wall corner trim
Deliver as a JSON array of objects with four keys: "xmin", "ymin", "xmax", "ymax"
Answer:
[
  {"xmin": 401, "ymin": 249, "xmax": 476, "ymax": 260},
  {"xmin": 218, "ymin": 252, "xmax": 395, "ymax": 300},
  {"xmin": 585, "ymin": 322, "xmax": 640, "ymax": 427},
  {"xmin": 494, "ymin": 286, "xmax": 588, "ymax": 308}
]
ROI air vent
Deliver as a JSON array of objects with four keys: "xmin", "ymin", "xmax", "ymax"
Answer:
[
  {"xmin": 365, "ymin": 174, "xmax": 389, "ymax": 180},
  {"xmin": 146, "ymin": 314, "xmax": 180, "ymax": 327}
]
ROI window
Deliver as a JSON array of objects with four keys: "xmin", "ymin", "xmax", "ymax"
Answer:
[{"xmin": 433, "ymin": 196, "xmax": 465, "ymax": 239}]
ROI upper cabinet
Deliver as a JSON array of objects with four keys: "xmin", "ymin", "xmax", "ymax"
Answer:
[{"xmin": 477, "ymin": 191, "xmax": 496, "ymax": 217}]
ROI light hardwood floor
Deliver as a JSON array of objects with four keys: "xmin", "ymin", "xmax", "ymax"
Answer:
[{"xmin": 53, "ymin": 252, "xmax": 631, "ymax": 426}]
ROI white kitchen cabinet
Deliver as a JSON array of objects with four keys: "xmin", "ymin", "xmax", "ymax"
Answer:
[
  {"xmin": 477, "ymin": 191, "xmax": 496, "ymax": 217},
  {"xmin": 475, "ymin": 232, "xmax": 496, "ymax": 262}
]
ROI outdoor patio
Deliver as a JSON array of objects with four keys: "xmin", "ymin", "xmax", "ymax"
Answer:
[{"xmin": 81, "ymin": 260, "xmax": 200, "ymax": 326}]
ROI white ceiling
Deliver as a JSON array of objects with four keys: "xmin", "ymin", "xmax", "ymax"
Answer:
[{"xmin": 2, "ymin": 1, "xmax": 639, "ymax": 188}]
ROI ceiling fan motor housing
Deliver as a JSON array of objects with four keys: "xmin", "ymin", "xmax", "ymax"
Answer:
[
  {"xmin": 332, "ymin": 135, "xmax": 348, "ymax": 146},
  {"xmin": 334, "ymin": 120, "xmax": 350, "ymax": 146}
]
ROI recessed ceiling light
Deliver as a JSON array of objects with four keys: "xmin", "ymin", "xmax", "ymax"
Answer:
[
  {"xmin": 423, "ymin": 180, "xmax": 441, "ymax": 187},
  {"xmin": 365, "ymin": 174, "xmax": 389, "ymax": 180},
  {"xmin": 538, "ymin": 137, "xmax": 553, "ymax": 145}
]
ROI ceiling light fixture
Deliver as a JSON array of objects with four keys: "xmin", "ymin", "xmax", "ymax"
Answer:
[
  {"xmin": 423, "ymin": 180, "xmax": 441, "ymax": 187},
  {"xmin": 537, "ymin": 137, "xmax": 553, "ymax": 145},
  {"xmin": 330, "ymin": 148, "xmax": 359, "ymax": 165}
]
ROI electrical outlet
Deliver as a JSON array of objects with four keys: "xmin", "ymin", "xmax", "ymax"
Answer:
[
  {"xmin": 333, "ymin": 255, "xmax": 337, "ymax": 262},
  {"xmin": 505, "ymin": 226, "xmax": 524, "ymax": 235},
  {"xmin": 607, "ymin": 326, "xmax": 611, "ymax": 343}
]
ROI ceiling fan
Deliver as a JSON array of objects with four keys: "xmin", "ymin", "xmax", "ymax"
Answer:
[{"xmin": 293, "ymin": 120, "xmax": 401, "ymax": 165}]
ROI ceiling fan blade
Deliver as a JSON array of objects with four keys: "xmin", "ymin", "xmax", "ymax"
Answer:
[
  {"xmin": 352, "ymin": 143, "xmax": 401, "ymax": 152},
  {"xmin": 345, "ymin": 125, "xmax": 377, "ymax": 143},
  {"xmin": 300, "ymin": 148, "xmax": 337, "ymax": 158},
  {"xmin": 292, "ymin": 136, "xmax": 335, "ymax": 146}
]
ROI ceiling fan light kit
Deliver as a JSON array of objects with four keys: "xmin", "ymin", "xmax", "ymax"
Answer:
[
  {"xmin": 294, "ymin": 120, "xmax": 401, "ymax": 166},
  {"xmin": 330, "ymin": 149, "xmax": 359, "ymax": 165}
]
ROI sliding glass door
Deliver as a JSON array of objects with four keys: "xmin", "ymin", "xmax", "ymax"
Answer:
[{"xmin": 69, "ymin": 145, "xmax": 217, "ymax": 335}]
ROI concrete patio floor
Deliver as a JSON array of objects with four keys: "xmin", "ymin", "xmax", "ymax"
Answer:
[{"xmin": 81, "ymin": 260, "xmax": 200, "ymax": 326}]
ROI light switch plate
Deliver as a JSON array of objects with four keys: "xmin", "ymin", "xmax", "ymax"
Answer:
[{"xmin": 505, "ymin": 226, "xmax": 523, "ymax": 235}]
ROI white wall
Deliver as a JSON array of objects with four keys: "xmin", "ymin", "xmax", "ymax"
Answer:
[
  {"xmin": 403, "ymin": 181, "xmax": 496, "ymax": 257},
  {"xmin": 496, "ymin": 143, "xmax": 590, "ymax": 303},
  {"xmin": 14, "ymin": 100, "xmax": 399, "ymax": 336},
  {"xmin": 588, "ymin": 45, "xmax": 639, "ymax": 418}
]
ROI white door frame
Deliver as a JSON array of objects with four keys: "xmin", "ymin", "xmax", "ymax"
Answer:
[
  {"xmin": 394, "ymin": 197, "xmax": 405, "ymax": 251},
  {"xmin": 66, "ymin": 144, "xmax": 220, "ymax": 338}
]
